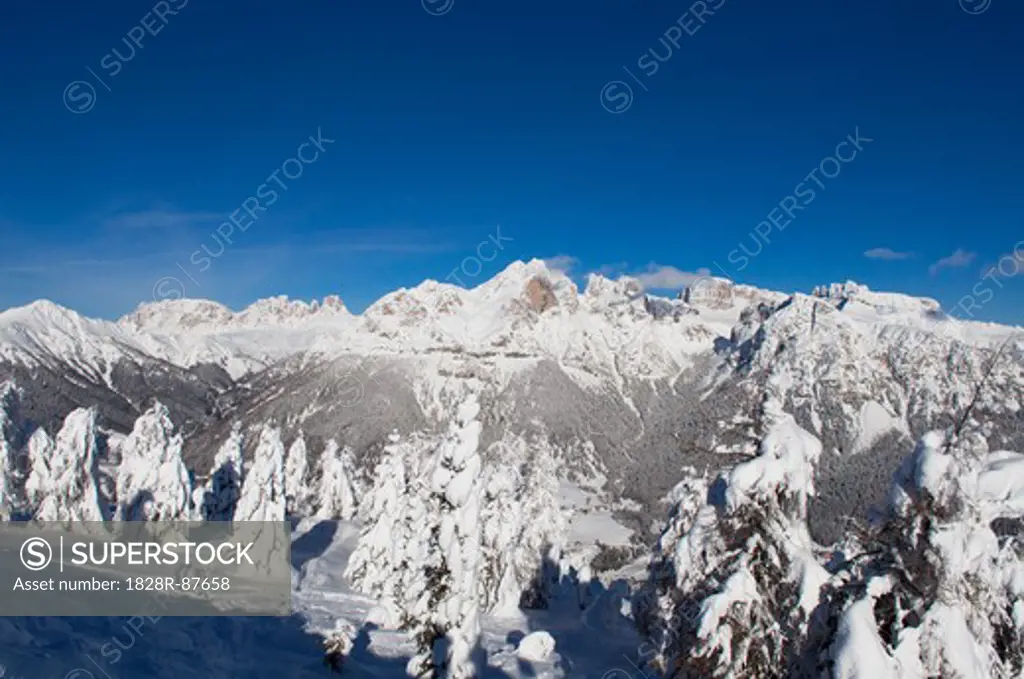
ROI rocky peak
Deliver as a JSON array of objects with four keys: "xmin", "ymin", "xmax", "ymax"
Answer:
[
  {"xmin": 237, "ymin": 295, "xmax": 350, "ymax": 326},
  {"xmin": 366, "ymin": 282, "xmax": 464, "ymax": 320},
  {"xmin": 315, "ymin": 295, "xmax": 347, "ymax": 313},
  {"xmin": 119, "ymin": 299, "xmax": 235, "ymax": 333},
  {"xmin": 487, "ymin": 260, "xmax": 579, "ymax": 311},
  {"xmin": 524, "ymin": 277, "xmax": 558, "ymax": 313},
  {"xmin": 584, "ymin": 274, "xmax": 643, "ymax": 301},
  {"xmin": 644, "ymin": 295, "xmax": 698, "ymax": 321},
  {"xmin": 682, "ymin": 277, "xmax": 735, "ymax": 309},
  {"xmin": 812, "ymin": 281, "xmax": 867, "ymax": 301},
  {"xmin": 811, "ymin": 281, "xmax": 941, "ymax": 315},
  {"xmin": 120, "ymin": 295, "xmax": 350, "ymax": 334}
]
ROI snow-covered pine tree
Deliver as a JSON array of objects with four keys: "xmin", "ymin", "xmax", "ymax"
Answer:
[
  {"xmin": 23, "ymin": 427, "xmax": 54, "ymax": 513},
  {"xmin": 825, "ymin": 429, "xmax": 1024, "ymax": 679},
  {"xmin": 198, "ymin": 424, "xmax": 245, "ymax": 521},
  {"xmin": 480, "ymin": 435, "xmax": 567, "ymax": 614},
  {"xmin": 479, "ymin": 462, "xmax": 523, "ymax": 613},
  {"xmin": 347, "ymin": 398, "xmax": 488, "ymax": 678},
  {"xmin": 229, "ymin": 424, "xmax": 288, "ymax": 578},
  {"xmin": 518, "ymin": 437, "xmax": 568, "ymax": 609},
  {"xmin": 235, "ymin": 423, "xmax": 286, "ymax": 522},
  {"xmin": 404, "ymin": 396, "xmax": 486, "ymax": 679},
  {"xmin": 635, "ymin": 399, "xmax": 829, "ymax": 679},
  {"xmin": 0, "ymin": 382, "xmax": 20, "ymax": 519},
  {"xmin": 284, "ymin": 434, "xmax": 312, "ymax": 516},
  {"xmin": 31, "ymin": 408, "xmax": 108, "ymax": 522},
  {"xmin": 116, "ymin": 402, "xmax": 192, "ymax": 521},
  {"xmin": 633, "ymin": 467, "xmax": 712, "ymax": 657},
  {"xmin": 346, "ymin": 432, "xmax": 431, "ymax": 624},
  {"xmin": 314, "ymin": 439, "xmax": 359, "ymax": 521}
]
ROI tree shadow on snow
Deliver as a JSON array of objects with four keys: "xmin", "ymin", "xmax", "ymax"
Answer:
[
  {"xmin": 291, "ymin": 519, "xmax": 339, "ymax": 571},
  {"xmin": 515, "ymin": 554, "xmax": 640, "ymax": 679},
  {"xmin": 340, "ymin": 622, "xmax": 520, "ymax": 679}
]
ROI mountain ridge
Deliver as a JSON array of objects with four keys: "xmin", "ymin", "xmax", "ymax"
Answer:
[{"xmin": 2, "ymin": 259, "xmax": 1021, "ymax": 548}]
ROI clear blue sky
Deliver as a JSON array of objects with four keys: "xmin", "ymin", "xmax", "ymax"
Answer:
[{"xmin": 0, "ymin": 0, "xmax": 1021, "ymax": 323}]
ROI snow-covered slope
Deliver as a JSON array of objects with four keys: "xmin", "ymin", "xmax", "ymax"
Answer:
[
  {"xmin": 710, "ymin": 288, "xmax": 1023, "ymax": 541},
  {"xmin": 0, "ymin": 300, "xmax": 149, "ymax": 379}
]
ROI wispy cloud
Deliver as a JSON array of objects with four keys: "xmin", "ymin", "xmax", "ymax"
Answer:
[
  {"xmin": 543, "ymin": 255, "xmax": 579, "ymax": 274},
  {"xmin": 102, "ymin": 208, "xmax": 222, "ymax": 231},
  {"xmin": 595, "ymin": 261, "xmax": 628, "ymax": 277},
  {"xmin": 633, "ymin": 263, "xmax": 711, "ymax": 290},
  {"xmin": 864, "ymin": 247, "xmax": 913, "ymax": 261},
  {"xmin": 929, "ymin": 248, "xmax": 977, "ymax": 276}
]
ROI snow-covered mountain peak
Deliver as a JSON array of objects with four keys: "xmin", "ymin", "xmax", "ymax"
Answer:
[
  {"xmin": 488, "ymin": 258, "xmax": 555, "ymax": 284},
  {"xmin": 235, "ymin": 294, "xmax": 350, "ymax": 326},
  {"xmin": 119, "ymin": 299, "xmax": 235, "ymax": 333},
  {"xmin": 119, "ymin": 294, "xmax": 351, "ymax": 335},
  {"xmin": 583, "ymin": 274, "xmax": 643, "ymax": 307},
  {"xmin": 361, "ymin": 260, "xmax": 585, "ymax": 347},
  {"xmin": 811, "ymin": 280, "xmax": 941, "ymax": 316},
  {"xmin": 0, "ymin": 299, "xmax": 100, "ymax": 331},
  {"xmin": 474, "ymin": 259, "xmax": 578, "ymax": 310},
  {"xmin": 681, "ymin": 277, "xmax": 787, "ymax": 313},
  {"xmin": 363, "ymin": 281, "xmax": 467, "ymax": 325},
  {"xmin": 0, "ymin": 299, "xmax": 134, "ymax": 370}
]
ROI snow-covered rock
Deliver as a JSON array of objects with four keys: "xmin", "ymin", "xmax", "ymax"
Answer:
[{"xmin": 516, "ymin": 630, "xmax": 556, "ymax": 661}]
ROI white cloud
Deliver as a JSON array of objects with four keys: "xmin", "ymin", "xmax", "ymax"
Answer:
[
  {"xmin": 929, "ymin": 248, "xmax": 978, "ymax": 276},
  {"xmin": 864, "ymin": 247, "xmax": 913, "ymax": 261},
  {"xmin": 543, "ymin": 255, "xmax": 580, "ymax": 274},
  {"xmin": 633, "ymin": 263, "xmax": 712, "ymax": 290},
  {"xmin": 595, "ymin": 261, "xmax": 628, "ymax": 276},
  {"xmin": 102, "ymin": 209, "xmax": 222, "ymax": 231}
]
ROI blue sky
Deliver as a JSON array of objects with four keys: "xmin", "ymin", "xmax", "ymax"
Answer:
[{"xmin": 0, "ymin": 0, "xmax": 1022, "ymax": 323}]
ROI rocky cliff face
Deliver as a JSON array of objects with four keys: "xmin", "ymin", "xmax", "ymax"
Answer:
[{"xmin": 524, "ymin": 277, "xmax": 558, "ymax": 313}]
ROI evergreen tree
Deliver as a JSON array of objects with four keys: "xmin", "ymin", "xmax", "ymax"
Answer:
[
  {"xmin": 636, "ymin": 400, "xmax": 829, "ymax": 678},
  {"xmin": 284, "ymin": 434, "xmax": 312, "ymax": 516},
  {"xmin": 23, "ymin": 427, "xmax": 54, "ymax": 514},
  {"xmin": 480, "ymin": 435, "xmax": 567, "ymax": 614},
  {"xmin": 199, "ymin": 424, "xmax": 245, "ymax": 521},
  {"xmin": 31, "ymin": 408, "xmax": 107, "ymax": 522},
  {"xmin": 314, "ymin": 439, "xmax": 359, "ymax": 521},
  {"xmin": 825, "ymin": 430, "xmax": 1024, "ymax": 678},
  {"xmin": 0, "ymin": 382, "xmax": 20, "ymax": 519},
  {"xmin": 347, "ymin": 398, "xmax": 488, "ymax": 678},
  {"xmin": 116, "ymin": 402, "xmax": 192, "ymax": 521},
  {"xmin": 346, "ymin": 432, "xmax": 430, "ymax": 622},
  {"xmin": 235, "ymin": 423, "xmax": 286, "ymax": 522},
  {"xmin": 404, "ymin": 396, "xmax": 486, "ymax": 679}
]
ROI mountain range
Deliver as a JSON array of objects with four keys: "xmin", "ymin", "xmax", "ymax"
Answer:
[{"xmin": 2, "ymin": 259, "xmax": 1021, "ymax": 545}]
